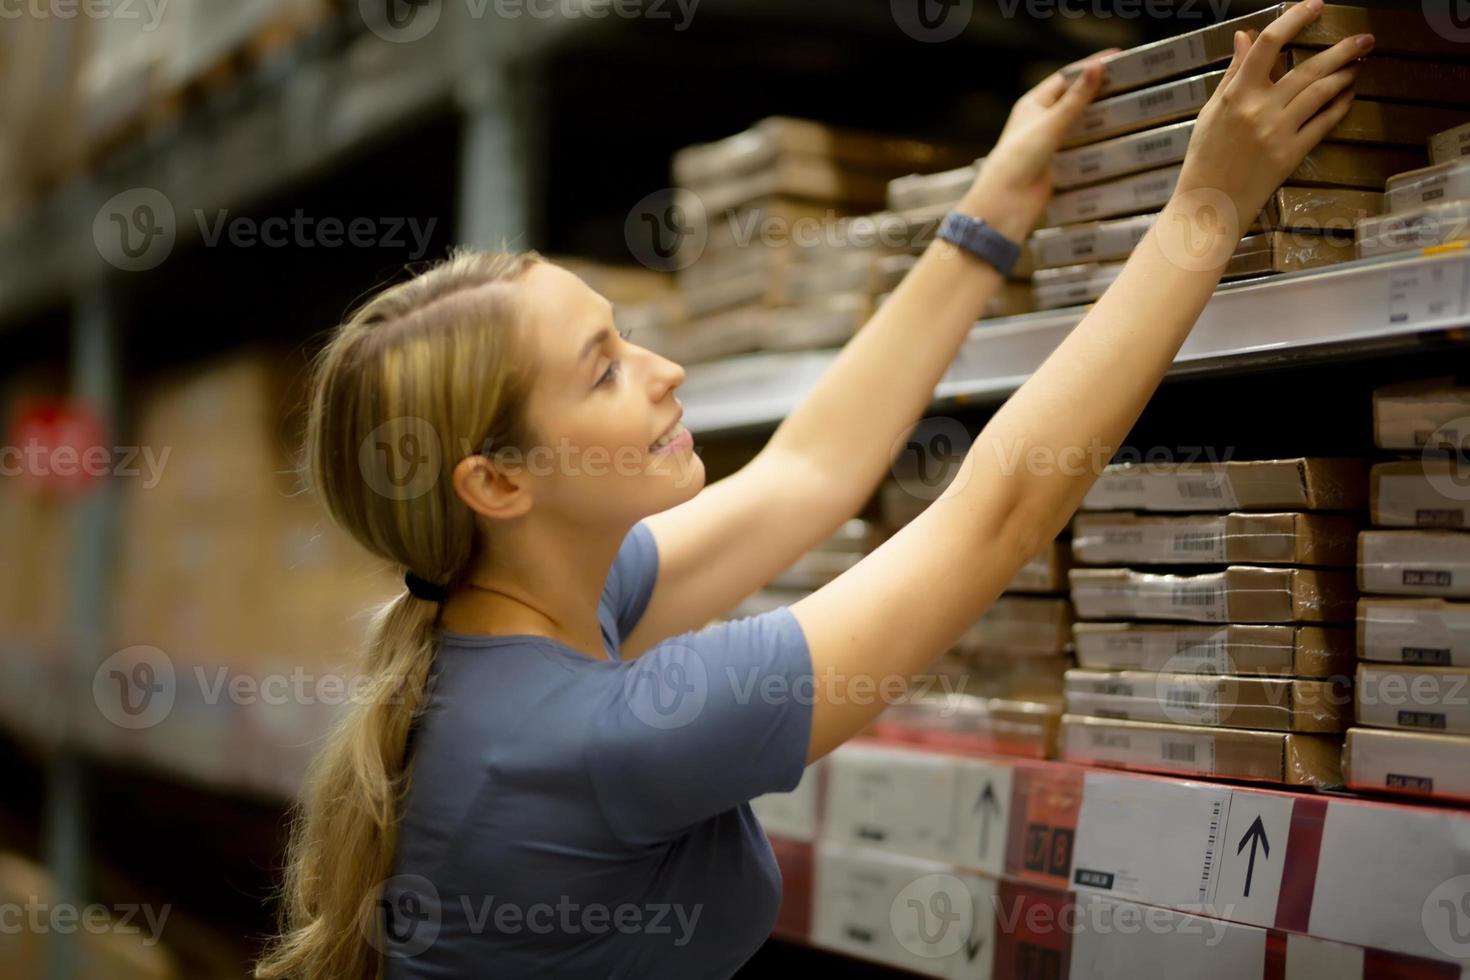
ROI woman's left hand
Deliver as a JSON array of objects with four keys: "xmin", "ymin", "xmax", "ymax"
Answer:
[{"xmin": 957, "ymin": 48, "xmax": 1116, "ymax": 241}]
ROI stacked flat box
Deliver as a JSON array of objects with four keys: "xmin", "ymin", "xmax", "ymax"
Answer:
[
  {"xmin": 1061, "ymin": 458, "xmax": 1363, "ymax": 787},
  {"xmin": 1346, "ymin": 379, "xmax": 1470, "ymax": 802},
  {"xmin": 1035, "ymin": 3, "xmax": 1470, "ymax": 301},
  {"xmin": 1358, "ymin": 156, "xmax": 1470, "ymax": 257},
  {"xmin": 877, "ymin": 467, "xmax": 1073, "ymax": 707},
  {"xmin": 668, "ymin": 118, "xmax": 983, "ymax": 363}
]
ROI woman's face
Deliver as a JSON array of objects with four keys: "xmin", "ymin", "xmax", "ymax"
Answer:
[{"xmin": 513, "ymin": 261, "xmax": 704, "ymax": 525}]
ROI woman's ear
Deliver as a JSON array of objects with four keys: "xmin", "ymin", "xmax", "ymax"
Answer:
[{"xmin": 452, "ymin": 451, "xmax": 532, "ymax": 521}]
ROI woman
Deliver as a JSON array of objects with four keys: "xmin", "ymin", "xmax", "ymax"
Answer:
[{"xmin": 256, "ymin": 5, "xmax": 1368, "ymax": 976}]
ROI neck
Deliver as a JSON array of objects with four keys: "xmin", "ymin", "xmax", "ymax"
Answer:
[{"xmin": 438, "ymin": 514, "xmax": 630, "ymax": 662}]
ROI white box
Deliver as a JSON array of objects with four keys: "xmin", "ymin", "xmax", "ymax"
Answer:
[
  {"xmin": 1359, "ymin": 530, "xmax": 1470, "ymax": 599},
  {"xmin": 1358, "ymin": 597, "xmax": 1470, "ymax": 667},
  {"xmin": 1386, "ymin": 159, "xmax": 1470, "ymax": 214}
]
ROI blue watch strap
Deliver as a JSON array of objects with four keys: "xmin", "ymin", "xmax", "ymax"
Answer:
[{"xmin": 936, "ymin": 211, "xmax": 1023, "ymax": 278}]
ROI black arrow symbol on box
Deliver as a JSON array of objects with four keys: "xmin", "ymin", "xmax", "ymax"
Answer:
[
  {"xmin": 1237, "ymin": 815, "xmax": 1270, "ymax": 898},
  {"xmin": 974, "ymin": 782, "xmax": 1000, "ymax": 859}
]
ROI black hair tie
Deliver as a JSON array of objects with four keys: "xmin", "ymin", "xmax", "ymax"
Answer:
[{"xmin": 404, "ymin": 570, "xmax": 450, "ymax": 603}]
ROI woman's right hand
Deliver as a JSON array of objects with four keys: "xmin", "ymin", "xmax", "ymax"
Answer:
[{"xmin": 1175, "ymin": 0, "xmax": 1374, "ymax": 236}]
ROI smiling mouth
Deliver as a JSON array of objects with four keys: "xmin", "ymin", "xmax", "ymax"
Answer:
[{"xmin": 649, "ymin": 421, "xmax": 688, "ymax": 452}]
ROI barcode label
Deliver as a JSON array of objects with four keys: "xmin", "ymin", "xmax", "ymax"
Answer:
[
  {"xmin": 1172, "ymin": 530, "xmax": 1225, "ymax": 558},
  {"xmin": 1139, "ymin": 90, "xmax": 1177, "ymax": 111},
  {"xmin": 1162, "ymin": 740, "xmax": 1196, "ymax": 762},
  {"xmin": 1166, "ymin": 688, "xmax": 1204, "ymax": 706},
  {"xmin": 1198, "ymin": 796, "xmax": 1226, "ymax": 905},
  {"xmin": 1174, "ymin": 585, "xmax": 1223, "ymax": 609},
  {"xmin": 1136, "ymin": 136, "xmax": 1179, "ymax": 158}
]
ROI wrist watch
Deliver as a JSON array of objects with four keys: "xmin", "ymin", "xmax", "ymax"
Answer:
[{"xmin": 936, "ymin": 211, "xmax": 1023, "ymax": 278}]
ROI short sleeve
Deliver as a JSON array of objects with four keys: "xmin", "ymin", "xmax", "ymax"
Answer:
[
  {"xmin": 602, "ymin": 520, "xmax": 660, "ymax": 642},
  {"xmin": 585, "ymin": 606, "xmax": 815, "ymax": 847}
]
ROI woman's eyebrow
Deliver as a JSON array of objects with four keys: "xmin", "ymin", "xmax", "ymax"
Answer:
[{"xmin": 578, "ymin": 328, "xmax": 611, "ymax": 363}]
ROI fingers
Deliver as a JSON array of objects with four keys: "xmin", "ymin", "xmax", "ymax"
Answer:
[
  {"xmin": 1044, "ymin": 60, "xmax": 1105, "ymax": 132},
  {"xmin": 1060, "ymin": 46, "xmax": 1121, "ymax": 73},
  {"xmin": 1282, "ymin": 62, "xmax": 1361, "ymax": 132},
  {"xmin": 1273, "ymin": 32, "xmax": 1374, "ymax": 107},
  {"xmin": 1029, "ymin": 71, "xmax": 1071, "ymax": 109},
  {"xmin": 1238, "ymin": 0, "xmax": 1325, "ymax": 88},
  {"xmin": 1218, "ymin": 30, "xmax": 1249, "ymax": 91},
  {"xmin": 1292, "ymin": 85, "xmax": 1356, "ymax": 151}
]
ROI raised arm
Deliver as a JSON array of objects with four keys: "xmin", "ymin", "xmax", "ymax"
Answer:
[{"xmin": 791, "ymin": 0, "xmax": 1372, "ymax": 764}]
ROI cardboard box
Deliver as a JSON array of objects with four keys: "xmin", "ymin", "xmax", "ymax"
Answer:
[
  {"xmin": 1260, "ymin": 186, "xmax": 1384, "ymax": 233},
  {"xmin": 1064, "ymin": 669, "xmax": 1350, "ymax": 732},
  {"xmin": 760, "ymin": 292, "xmax": 870, "ymax": 353},
  {"xmin": 1370, "ymin": 459, "xmax": 1470, "ymax": 529},
  {"xmin": 1007, "ymin": 540, "xmax": 1073, "ymax": 595},
  {"xmin": 1386, "ymin": 158, "xmax": 1470, "ymax": 214},
  {"xmin": 1432, "ymin": 122, "xmax": 1470, "ymax": 166},
  {"xmin": 1060, "ymin": 713, "xmax": 1343, "ymax": 786},
  {"xmin": 1225, "ymin": 231, "xmax": 1357, "ymax": 277},
  {"xmin": 1074, "ymin": 622, "xmax": 1355, "ymax": 677},
  {"xmin": 1032, "ymin": 261, "xmax": 1126, "ymax": 310},
  {"xmin": 886, "ymin": 164, "xmax": 977, "ymax": 212},
  {"xmin": 693, "ymin": 157, "xmax": 893, "ymax": 216},
  {"xmin": 1358, "ymin": 596, "xmax": 1470, "ymax": 667},
  {"xmin": 1045, "ymin": 164, "xmax": 1183, "ymax": 226},
  {"xmin": 959, "ymin": 653, "xmax": 1072, "ymax": 701},
  {"xmin": 672, "ymin": 305, "xmax": 767, "ymax": 363},
  {"xmin": 1056, "ymin": 108, "xmax": 1449, "ymax": 191},
  {"xmin": 1028, "ymin": 213, "xmax": 1159, "ymax": 270},
  {"xmin": 1064, "ymin": 72, "xmax": 1224, "ymax": 149},
  {"xmin": 1343, "ymin": 726, "xmax": 1470, "ymax": 802},
  {"xmin": 1373, "ymin": 376, "xmax": 1470, "ymax": 450},
  {"xmin": 1359, "ymin": 529, "xmax": 1470, "ymax": 599},
  {"xmin": 1280, "ymin": 50, "xmax": 1470, "ymax": 110},
  {"xmin": 674, "ymin": 117, "xmax": 983, "ymax": 186},
  {"xmin": 690, "ymin": 198, "xmax": 850, "ymax": 258},
  {"xmin": 1069, "ymin": 566, "xmax": 1358, "ymax": 624},
  {"xmin": 876, "ymin": 694, "xmax": 1062, "ymax": 759},
  {"xmin": 1071, "ymin": 512, "xmax": 1359, "ymax": 567},
  {"xmin": 1060, "ymin": 3, "xmax": 1470, "ymax": 99},
  {"xmin": 1081, "ymin": 457, "xmax": 1367, "ymax": 513},
  {"xmin": 1356, "ymin": 662, "xmax": 1470, "ymax": 734},
  {"xmin": 954, "ymin": 595, "xmax": 1074, "ymax": 656},
  {"xmin": 1356, "ymin": 198, "xmax": 1470, "ymax": 257}
]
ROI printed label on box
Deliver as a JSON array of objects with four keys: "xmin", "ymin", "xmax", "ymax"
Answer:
[
  {"xmin": 950, "ymin": 759, "xmax": 1014, "ymax": 880},
  {"xmin": 1387, "ymin": 262, "xmax": 1468, "ymax": 329},
  {"xmin": 1362, "ymin": 603, "xmax": 1470, "ymax": 667},
  {"xmin": 1210, "ymin": 792, "xmax": 1294, "ymax": 928},
  {"xmin": 1376, "ymin": 473, "xmax": 1470, "ymax": 529},
  {"xmin": 1079, "ymin": 627, "xmax": 1231, "ymax": 673},
  {"xmin": 1079, "ymin": 518, "xmax": 1228, "ymax": 564},
  {"xmin": 1068, "ymin": 723, "xmax": 1218, "ymax": 777}
]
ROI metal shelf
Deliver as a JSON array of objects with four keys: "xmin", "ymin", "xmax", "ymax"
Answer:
[{"xmin": 681, "ymin": 247, "xmax": 1470, "ymax": 436}]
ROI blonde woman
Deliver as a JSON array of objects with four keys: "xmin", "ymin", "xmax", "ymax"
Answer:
[{"xmin": 257, "ymin": 5, "xmax": 1367, "ymax": 977}]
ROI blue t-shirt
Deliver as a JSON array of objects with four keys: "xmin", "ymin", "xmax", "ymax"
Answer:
[{"xmin": 383, "ymin": 520, "xmax": 815, "ymax": 979}]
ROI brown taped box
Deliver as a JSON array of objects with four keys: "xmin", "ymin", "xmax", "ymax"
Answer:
[
  {"xmin": 1358, "ymin": 530, "xmax": 1470, "ymax": 599},
  {"xmin": 1008, "ymin": 540, "xmax": 1074, "ymax": 595},
  {"xmin": 1355, "ymin": 662, "xmax": 1470, "ymax": 734},
  {"xmin": 1372, "ymin": 376, "xmax": 1470, "ymax": 450},
  {"xmin": 1069, "ymin": 566, "xmax": 1359, "ymax": 624},
  {"xmin": 1081, "ymin": 457, "xmax": 1367, "ymax": 513},
  {"xmin": 674, "ymin": 117, "xmax": 984, "ymax": 187},
  {"xmin": 878, "ymin": 694, "xmax": 1062, "ymax": 760},
  {"xmin": 1074, "ymin": 622, "xmax": 1355, "ymax": 678},
  {"xmin": 1357, "ymin": 596, "xmax": 1470, "ymax": 667},
  {"xmin": 954, "ymin": 595, "xmax": 1074, "ymax": 657},
  {"xmin": 691, "ymin": 157, "xmax": 893, "ymax": 215},
  {"xmin": 1370, "ymin": 459, "xmax": 1470, "ymax": 529},
  {"xmin": 1071, "ymin": 512, "xmax": 1359, "ymax": 567},
  {"xmin": 957, "ymin": 654, "xmax": 1072, "ymax": 702},
  {"xmin": 1061, "ymin": 713, "xmax": 1343, "ymax": 787},
  {"xmin": 1227, "ymin": 231, "xmax": 1358, "ymax": 276},
  {"xmin": 691, "ymin": 198, "xmax": 857, "ymax": 258},
  {"xmin": 1060, "ymin": 3, "xmax": 1470, "ymax": 99},
  {"xmin": 1281, "ymin": 51, "xmax": 1470, "ymax": 109},
  {"xmin": 1064, "ymin": 668, "xmax": 1350, "ymax": 732},
  {"xmin": 1344, "ymin": 726, "xmax": 1470, "ymax": 803}
]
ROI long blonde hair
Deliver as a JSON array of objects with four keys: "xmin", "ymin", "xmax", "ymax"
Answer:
[{"xmin": 255, "ymin": 248, "xmax": 544, "ymax": 980}]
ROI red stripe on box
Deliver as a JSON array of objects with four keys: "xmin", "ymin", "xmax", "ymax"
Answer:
[
  {"xmin": 1262, "ymin": 930, "xmax": 1288, "ymax": 980},
  {"xmin": 1274, "ymin": 797, "xmax": 1328, "ymax": 934}
]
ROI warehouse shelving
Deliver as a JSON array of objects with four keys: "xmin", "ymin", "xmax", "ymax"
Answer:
[{"xmin": 683, "ymin": 246, "xmax": 1470, "ymax": 436}]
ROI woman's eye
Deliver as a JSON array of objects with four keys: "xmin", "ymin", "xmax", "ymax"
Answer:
[{"xmin": 598, "ymin": 361, "xmax": 621, "ymax": 387}]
